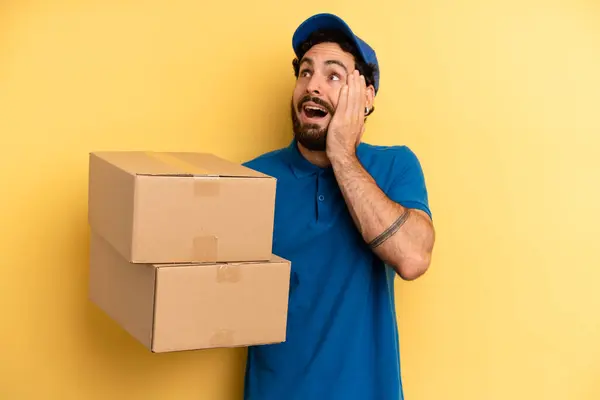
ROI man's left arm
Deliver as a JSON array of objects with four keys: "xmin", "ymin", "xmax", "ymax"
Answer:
[
  {"xmin": 326, "ymin": 71, "xmax": 435, "ymax": 280},
  {"xmin": 329, "ymin": 151, "xmax": 435, "ymax": 280}
]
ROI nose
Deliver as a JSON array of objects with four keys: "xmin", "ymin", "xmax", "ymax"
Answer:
[{"xmin": 305, "ymin": 74, "xmax": 323, "ymax": 95}]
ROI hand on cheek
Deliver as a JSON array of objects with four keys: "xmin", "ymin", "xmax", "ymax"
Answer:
[{"xmin": 326, "ymin": 69, "xmax": 367, "ymax": 159}]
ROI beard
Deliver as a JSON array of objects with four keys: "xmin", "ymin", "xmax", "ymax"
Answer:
[{"xmin": 290, "ymin": 97, "xmax": 333, "ymax": 152}]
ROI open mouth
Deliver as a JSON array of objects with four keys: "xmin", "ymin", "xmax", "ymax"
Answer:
[{"xmin": 302, "ymin": 104, "xmax": 329, "ymax": 119}]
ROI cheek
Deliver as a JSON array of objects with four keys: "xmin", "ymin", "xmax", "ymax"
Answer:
[
  {"xmin": 292, "ymin": 85, "xmax": 305, "ymax": 104},
  {"xmin": 293, "ymin": 79, "xmax": 308, "ymax": 94},
  {"xmin": 329, "ymin": 88, "xmax": 342, "ymax": 107}
]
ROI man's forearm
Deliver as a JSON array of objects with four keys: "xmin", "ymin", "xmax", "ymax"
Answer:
[{"xmin": 329, "ymin": 152, "xmax": 435, "ymax": 280}]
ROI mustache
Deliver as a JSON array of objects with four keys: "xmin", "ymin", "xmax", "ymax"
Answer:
[{"xmin": 297, "ymin": 95, "xmax": 334, "ymax": 115}]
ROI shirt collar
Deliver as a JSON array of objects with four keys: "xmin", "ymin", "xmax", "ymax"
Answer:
[
  {"xmin": 285, "ymin": 139, "xmax": 330, "ymax": 178},
  {"xmin": 285, "ymin": 140, "xmax": 369, "ymax": 179}
]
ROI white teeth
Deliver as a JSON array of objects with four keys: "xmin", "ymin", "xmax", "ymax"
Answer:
[{"xmin": 304, "ymin": 105, "xmax": 326, "ymax": 113}]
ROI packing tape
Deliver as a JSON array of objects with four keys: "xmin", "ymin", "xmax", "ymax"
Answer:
[
  {"xmin": 216, "ymin": 263, "xmax": 241, "ymax": 283},
  {"xmin": 145, "ymin": 151, "xmax": 213, "ymax": 176},
  {"xmin": 144, "ymin": 152, "xmax": 221, "ymax": 197},
  {"xmin": 193, "ymin": 235, "xmax": 218, "ymax": 262},
  {"xmin": 209, "ymin": 329, "xmax": 235, "ymax": 347}
]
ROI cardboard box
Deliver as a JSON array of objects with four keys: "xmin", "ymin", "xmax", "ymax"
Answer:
[
  {"xmin": 88, "ymin": 151, "xmax": 276, "ymax": 264},
  {"xmin": 88, "ymin": 232, "xmax": 292, "ymax": 352}
]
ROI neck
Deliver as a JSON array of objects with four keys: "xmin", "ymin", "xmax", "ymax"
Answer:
[{"xmin": 297, "ymin": 142, "xmax": 331, "ymax": 168}]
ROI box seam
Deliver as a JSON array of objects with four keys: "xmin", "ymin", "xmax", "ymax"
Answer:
[
  {"xmin": 130, "ymin": 176, "xmax": 140, "ymax": 261},
  {"xmin": 151, "ymin": 266, "xmax": 158, "ymax": 352}
]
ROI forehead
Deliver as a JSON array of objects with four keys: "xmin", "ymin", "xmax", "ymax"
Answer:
[{"xmin": 300, "ymin": 42, "xmax": 356, "ymax": 70}]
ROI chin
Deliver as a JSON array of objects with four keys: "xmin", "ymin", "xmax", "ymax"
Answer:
[
  {"xmin": 299, "ymin": 138, "xmax": 327, "ymax": 152},
  {"xmin": 294, "ymin": 127, "xmax": 328, "ymax": 152},
  {"xmin": 290, "ymin": 101, "xmax": 331, "ymax": 151}
]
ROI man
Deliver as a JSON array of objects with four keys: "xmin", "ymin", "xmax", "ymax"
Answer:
[{"xmin": 242, "ymin": 13, "xmax": 435, "ymax": 400}]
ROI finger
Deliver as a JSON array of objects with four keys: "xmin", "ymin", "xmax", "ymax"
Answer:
[
  {"xmin": 337, "ymin": 84, "xmax": 349, "ymax": 117},
  {"xmin": 354, "ymin": 71, "xmax": 364, "ymax": 122},
  {"xmin": 344, "ymin": 72, "xmax": 354, "ymax": 119},
  {"xmin": 359, "ymin": 74, "xmax": 366, "ymax": 117},
  {"xmin": 360, "ymin": 74, "xmax": 366, "ymax": 104},
  {"xmin": 353, "ymin": 71, "xmax": 363, "ymax": 123},
  {"xmin": 350, "ymin": 70, "xmax": 360, "ymax": 124}
]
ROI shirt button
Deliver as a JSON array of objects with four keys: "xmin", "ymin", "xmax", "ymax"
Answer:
[{"xmin": 318, "ymin": 195, "xmax": 325, "ymax": 201}]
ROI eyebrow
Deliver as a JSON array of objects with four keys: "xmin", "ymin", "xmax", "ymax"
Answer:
[{"xmin": 299, "ymin": 57, "xmax": 348, "ymax": 73}]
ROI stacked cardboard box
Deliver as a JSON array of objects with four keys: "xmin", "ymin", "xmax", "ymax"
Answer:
[{"xmin": 87, "ymin": 151, "xmax": 291, "ymax": 353}]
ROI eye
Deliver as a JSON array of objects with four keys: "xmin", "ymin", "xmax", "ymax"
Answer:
[{"xmin": 300, "ymin": 69, "xmax": 312, "ymax": 77}]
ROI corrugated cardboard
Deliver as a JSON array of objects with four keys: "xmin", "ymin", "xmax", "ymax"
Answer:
[
  {"xmin": 88, "ymin": 232, "xmax": 292, "ymax": 353},
  {"xmin": 88, "ymin": 151, "xmax": 276, "ymax": 264}
]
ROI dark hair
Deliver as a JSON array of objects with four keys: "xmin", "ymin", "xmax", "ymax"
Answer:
[{"xmin": 292, "ymin": 29, "xmax": 378, "ymax": 116}]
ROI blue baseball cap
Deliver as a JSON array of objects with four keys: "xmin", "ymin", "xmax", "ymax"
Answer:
[{"xmin": 292, "ymin": 13, "xmax": 380, "ymax": 93}]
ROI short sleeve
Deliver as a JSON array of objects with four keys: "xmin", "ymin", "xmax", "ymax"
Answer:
[{"xmin": 386, "ymin": 146, "xmax": 432, "ymax": 220}]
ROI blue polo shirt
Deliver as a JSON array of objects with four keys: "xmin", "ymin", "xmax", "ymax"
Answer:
[{"xmin": 242, "ymin": 140, "xmax": 431, "ymax": 400}]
